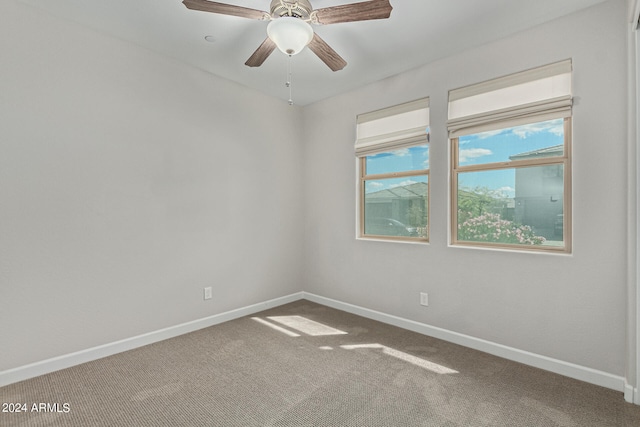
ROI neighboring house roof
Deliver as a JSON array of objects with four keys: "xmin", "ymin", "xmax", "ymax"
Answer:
[
  {"xmin": 366, "ymin": 182, "xmax": 427, "ymax": 200},
  {"xmin": 509, "ymin": 144, "xmax": 563, "ymax": 160}
]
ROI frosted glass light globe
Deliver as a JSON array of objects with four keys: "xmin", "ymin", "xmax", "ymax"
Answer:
[{"xmin": 267, "ymin": 17, "xmax": 314, "ymax": 56}]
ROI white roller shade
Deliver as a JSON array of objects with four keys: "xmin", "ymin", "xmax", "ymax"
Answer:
[
  {"xmin": 448, "ymin": 60, "xmax": 572, "ymax": 137},
  {"xmin": 356, "ymin": 98, "xmax": 430, "ymax": 157}
]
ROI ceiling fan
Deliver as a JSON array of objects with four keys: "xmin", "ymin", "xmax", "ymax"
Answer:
[{"xmin": 182, "ymin": 0, "xmax": 393, "ymax": 71}]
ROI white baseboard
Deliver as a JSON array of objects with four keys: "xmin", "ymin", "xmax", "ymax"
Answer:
[
  {"xmin": 0, "ymin": 292, "xmax": 304, "ymax": 387},
  {"xmin": 302, "ymin": 292, "xmax": 628, "ymax": 394},
  {"xmin": 624, "ymin": 381, "xmax": 637, "ymax": 404},
  {"xmin": 1, "ymin": 290, "xmax": 631, "ymax": 401}
]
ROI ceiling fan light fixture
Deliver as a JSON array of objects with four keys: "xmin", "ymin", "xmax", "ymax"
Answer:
[{"xmin": 267, "ymin": 17, "xmax": 314, "ymax": 56}]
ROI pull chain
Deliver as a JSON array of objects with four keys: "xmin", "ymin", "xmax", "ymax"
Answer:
[{"xmin": 286, "ymin": 54, "xmax": 293, "ymax": 105}]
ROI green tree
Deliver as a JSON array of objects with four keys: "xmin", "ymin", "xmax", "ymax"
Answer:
[
  {"xmin": 457, "ymin": 187, "xmax": 544, "ymax": 245},
  {"xmin": 408, "ymin": 202, "xmax": 426, "ymax": 227},
  {"xmin": 458, "ymin": 187, "xmax": 498, "ymax": 223}
]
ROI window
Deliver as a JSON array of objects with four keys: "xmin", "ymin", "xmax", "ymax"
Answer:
[
  {"xmin": 356, "ymin": 98, "xmax": 430, "ymax": 241},
  {"xmin": 448, "ymin": 60, "xmax": 572, "ymax": 252}
]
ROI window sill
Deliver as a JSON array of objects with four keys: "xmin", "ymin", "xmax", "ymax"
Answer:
[
  {"xmin": 449, "ymin": 242, "xmax": 571, "ymax": 256},
  {"xmin": 356, "ymin": 236, "xmax": 429, "ymax": 245}
]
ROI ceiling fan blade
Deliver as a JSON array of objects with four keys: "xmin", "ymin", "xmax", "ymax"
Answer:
[
  {"xmin": 313, "ymin": 0, "xmax": 392, "ymax": 25},
  {"xmin": 308, "ymin": 33, "xmax": 347, "ymax": 72},
  {"xmin": 182, "ymin": 0, "xmax": 268, "ymax": 20},
  {"xmin": 245, "ymin": 37, "xmax": 277, "ymax": 67}
]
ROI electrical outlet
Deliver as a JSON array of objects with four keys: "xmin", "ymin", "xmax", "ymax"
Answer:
[
  {"xmin": 420, "ymin": 292, "xmax": 428, "ymax": 306},
  {"xmin": 204, "ymin": 287, "xmax": 212, "ymax": 300}
]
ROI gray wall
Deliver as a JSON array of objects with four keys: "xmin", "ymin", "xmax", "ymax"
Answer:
[
  {"xmin": 0, "ymin": 1, "xmax": 304, "ymax": 371},
  {"xmin": 303, "ymin": 0, "xmax": 628, "ymax": 376}
]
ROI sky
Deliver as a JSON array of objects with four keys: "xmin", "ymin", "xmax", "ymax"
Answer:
[
  {"xmin": 365, "ymin": 144, "xmax": 429, "ymax": 193},
  {"xmin": 365, "ymin": 118, "xmax": 564, "ymax": 197},
  {"xmin": 457, "ymin": 118, "xmax": 564, "ymax": 197}
]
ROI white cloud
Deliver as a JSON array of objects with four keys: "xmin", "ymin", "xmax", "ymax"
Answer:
[
  {"xmin": 511, "ymin": 120, "xmax": 564, "ymax": 139},
  {"xmin": 459, "ymin": 148, "xmax": 492, "ymax": 163},
  {"xmin": 476, "ymin": 129, "xmax": 506, "ymax": 140},
  {"xmin": 422, "ymin": 152, "xmax": 430, "ymax": 168},
  {"xmin": 494, "ymin": 186, "xmax": 515, "ymax": 197},
  {"xmin": 464, "ymin": 119, "xmax": 564, "ymax": 141},
  {"xmin": 390, "ymin": 179, "xmax": 418, "ymax": 188},
  {"xmin": 367, "ymin": 182, "xmax": 384, "ymax": 190},
  {"xmin": 392, "ymin": 148, "xmax": 410, "ymax": 157}
]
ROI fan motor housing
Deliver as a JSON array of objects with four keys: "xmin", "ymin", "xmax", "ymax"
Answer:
[{"xmin": 270, "ymin": 0, "xmax": 313, "ymax": 19}]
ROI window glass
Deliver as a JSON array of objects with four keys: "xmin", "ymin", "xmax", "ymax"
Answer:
[
  {"xmin": 458, "ymin": 118, "xmax": 564, "ymax": 166},
  {"xmin": 364, "ymin": 175, "xmax": 428, "ymax": 239},
  {"xmin": 457, "ymin": 165, "xmax": 565, "ymax": 247},
  {"xmin": 452, "ymin": 117, "xmax": 569, "ymax": 251},
  {"xmin": 365, "ymin": 145, "xmax": 429, "ymax": 175}
]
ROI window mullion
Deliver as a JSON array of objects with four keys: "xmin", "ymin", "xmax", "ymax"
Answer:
[
  {"xmin": 363, "ymin": 169, "xmax": 429, "ymax": 181},
  {"xmin": 454, "ymin": 157, "xmax": 566, "ymax": 173}
]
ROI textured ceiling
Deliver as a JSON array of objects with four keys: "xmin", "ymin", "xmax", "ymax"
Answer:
[{"xmin": 18, "ymin": 0, "xmax": 608, "ymax": 105}]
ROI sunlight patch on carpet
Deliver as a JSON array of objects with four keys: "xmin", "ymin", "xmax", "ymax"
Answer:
[
  {"xmin": 341, "ymin": 343, "xmax": 458, "ymax": 374},
  {"xmin": 267, "ymin": 315, "xmax": 348, "ymax": 336},
  {"xmin": 251, "ymin": 317, "xmax": 301, "ymax": 337}
]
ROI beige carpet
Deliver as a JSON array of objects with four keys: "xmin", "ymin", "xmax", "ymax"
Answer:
[{"xmin": 2, "ymin": 300, "xmax": 640, "ymax": 426}]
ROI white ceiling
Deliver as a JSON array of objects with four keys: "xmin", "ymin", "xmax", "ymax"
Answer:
[{"xmin": 19, "ymin": 0, "xmax": 608, "ymax": 105}]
